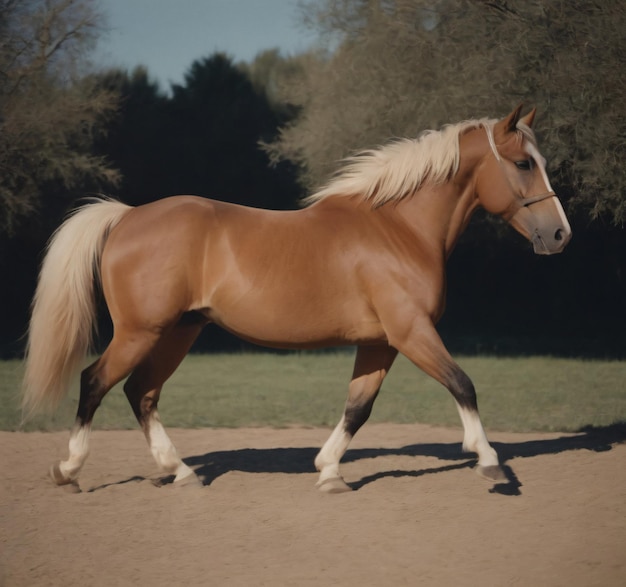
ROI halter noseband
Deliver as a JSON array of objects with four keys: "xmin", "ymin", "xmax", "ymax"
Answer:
[
  {"xmin": 483, "ymin": 123, "xmax": 556, "ymax": 220},
  {"xmin": 515, "ymin": 191, "xmax": 556, "ymax": 207}
]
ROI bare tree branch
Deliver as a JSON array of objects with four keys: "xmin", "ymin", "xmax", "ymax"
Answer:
[{"xmin": 0, "ymin": 0, "xmax": 119, "ymax": 233}]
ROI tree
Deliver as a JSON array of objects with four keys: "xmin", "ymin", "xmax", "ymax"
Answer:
[
  {"xmin": 137, "ymin": 53, "xmax": 298, "ymax": 210},
  {"xmin": 92, "ymin": 66, "xmax": 171, "ymax": 205},
  {"xmin": 238, "ymin": 48, "xmax": 304, "ymax": 120},
  {"xmin": 0, "ymin": 0, "xmax": 119, "ymax": 234},
  {"xmin": 269, "ymin": 0, "xmax": 626, "ymax": 224}
]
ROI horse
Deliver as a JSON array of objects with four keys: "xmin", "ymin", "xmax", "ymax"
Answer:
[{"xmin": 22, "ymin": 105, "xmax": 571, "ymax": 493}]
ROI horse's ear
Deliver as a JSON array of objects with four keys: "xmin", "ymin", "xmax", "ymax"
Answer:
[
  {"xmin": 501, "ymin": 104, "xmax": 525, "ymax": 133},
  {"xmin": 519, "ymin": 107, "xmax": 536, "ymax": 128}
]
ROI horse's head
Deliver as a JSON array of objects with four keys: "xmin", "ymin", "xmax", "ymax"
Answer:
[{"xmin": 475, "ymin": 105, "xmax": 572, "ymax": 255}]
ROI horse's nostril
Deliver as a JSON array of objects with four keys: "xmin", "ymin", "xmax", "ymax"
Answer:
[{"xmin": 554, "ymin": 229, "xmax": 563, "ymax": 242}]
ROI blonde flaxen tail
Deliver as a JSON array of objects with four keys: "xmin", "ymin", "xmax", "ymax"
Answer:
[{"xmin": 21, "ymin": 198, "xmax": 132, "ymax": 419}]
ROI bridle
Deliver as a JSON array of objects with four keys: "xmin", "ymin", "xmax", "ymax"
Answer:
[{"xmin": 483, "ymin": 123, "xmax": 556, "ymax": 221}]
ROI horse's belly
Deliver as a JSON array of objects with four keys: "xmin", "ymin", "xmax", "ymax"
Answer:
[{"xmin": 204, "ymin": 296, "xmax": 386, "ymax": 350}]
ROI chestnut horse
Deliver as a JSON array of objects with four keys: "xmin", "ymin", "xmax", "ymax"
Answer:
[{"xmin": 23, "ymin": 105, "xmax": 571, "ymax": 492}]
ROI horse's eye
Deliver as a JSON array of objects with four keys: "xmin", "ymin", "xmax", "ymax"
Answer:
[{"xmin": 515, "ymin": 159, "xmax": 533, "ymax": 171}]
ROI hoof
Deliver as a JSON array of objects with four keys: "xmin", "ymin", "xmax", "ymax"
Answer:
[
  {"xmin": 62, "ymin": 481, "xmax": 82, "ymax": 494},
  {"xmin": 475, "ymin": 464, "xmax": 507, "ymax": 482},
  {"xmin": 50, "ymin": 463, "xmax": 81, "ymax": 492},
  {"xmin": 50, "ymin": 462, "xmax": 73, "ymax": 486},
  {"xmin": 316, "ymin": 476, "xmax": 352, "ymax": 494}
]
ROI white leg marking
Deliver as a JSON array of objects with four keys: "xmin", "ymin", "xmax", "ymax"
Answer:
[
  {"xmin": 315, "ymin": 416, "xmax": 352, "ymax": 484},
  {"xmin": 146, "ymin": 412, "xmax": 195, "ymax": 481},
  {"xmin": 58, "ymin": 423, "xmax": 92, "ymax": 480},
  {"xmin": 455, "ymin": 404, "xmax": 499, "ymax": 467}
]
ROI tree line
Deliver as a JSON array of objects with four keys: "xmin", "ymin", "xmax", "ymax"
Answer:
[{"xmin": 0, "ymin": 0, "xmax": 624, "ymax": 358}]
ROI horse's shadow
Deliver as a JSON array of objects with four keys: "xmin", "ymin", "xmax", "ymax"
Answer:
[
  {"xmin": 176, "ymin": 422, "xmax": 626, "ymax": 496},
  {"xmin": 88, "ymin": 422, "xmax": 626, "ymax": 495}
]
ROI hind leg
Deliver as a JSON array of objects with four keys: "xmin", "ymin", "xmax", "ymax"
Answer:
[
  {"xmin": 123, "ymin": 314, "xmax": 206, "ymax": 485},
  {"xmin": 315, "ymin": 344, "xmax": 397, "ymax": 492},
  {"xmin": 51, "ymin": 328, "xmax": 161, "ymax": 487}
]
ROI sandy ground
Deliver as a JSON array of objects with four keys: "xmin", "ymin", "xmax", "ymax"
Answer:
[{"xmin": 1, "ymin": 423, "xmax": 625, "ymax": 587}]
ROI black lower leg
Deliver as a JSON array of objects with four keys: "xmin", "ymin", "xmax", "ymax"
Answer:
[
  {"xmin": 344, "ymin": 391, "xmax": 379, "ymax": 437},
  {"xmin": 123, "ymin": 379, "xmax": 159, "ymax": 435},
  {"xmin": 76, "ymin": 367, "xmax": 110, "ymax": 427},
  {"xmin": 444, "ymin": 365, "xmax": 478, "ymax": 411},
  {"xmin": 343, "ymin": 345, "xmax": 397, "ymax": 437}
]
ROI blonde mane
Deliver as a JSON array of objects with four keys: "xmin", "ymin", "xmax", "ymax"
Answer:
[{"xmin": 305, "ymin": 118, "xmax": 496, "ymax": 207}]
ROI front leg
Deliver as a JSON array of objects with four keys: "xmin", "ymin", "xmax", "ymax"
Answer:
[
  {"xmin": 315, "ymin": 345, "xmax": 398, "ymax": 492},
  {"xmin": 390, "ymin": 318, "xmax": 505, "ymax": 481}
]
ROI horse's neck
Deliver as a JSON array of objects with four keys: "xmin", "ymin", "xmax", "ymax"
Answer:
[
  {"xmin": 394, "ymin": 181, "xmax": 479, "ymax": 257},
  {"xmin": 391, "ymin": 124, "xmax": 485, "ymax": 257}
]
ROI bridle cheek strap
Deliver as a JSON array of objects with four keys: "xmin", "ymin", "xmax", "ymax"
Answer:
[{"xmin": 483, "ymin": 124, "xmax": 556, "ymax": 222}]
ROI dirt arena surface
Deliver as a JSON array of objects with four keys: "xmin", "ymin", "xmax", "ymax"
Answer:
[{"xmin": 1, "ymin": 423, "xmax": 625, "ymax": 586}]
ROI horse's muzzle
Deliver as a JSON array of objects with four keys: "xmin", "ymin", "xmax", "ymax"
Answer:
[{"xmin": 531, "ymin": 225, "xmax": 572, "ymax": 255}]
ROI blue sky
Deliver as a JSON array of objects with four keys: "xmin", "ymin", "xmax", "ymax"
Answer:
[{"xmin": 94, "ymin": 0, "xmax": 319, "ymax": 88}]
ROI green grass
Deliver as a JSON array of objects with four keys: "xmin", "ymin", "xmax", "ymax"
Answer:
[{"xmin": 2, "ymin": 352, "xmax": 625, "ymax": 433}]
